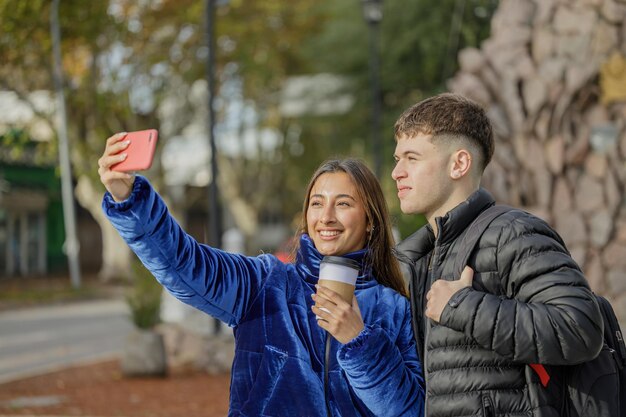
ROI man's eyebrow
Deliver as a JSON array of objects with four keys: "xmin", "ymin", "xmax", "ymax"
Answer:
[{"xmin": 394, "ymin": 150, "xmax": 421, "ymax": 158}]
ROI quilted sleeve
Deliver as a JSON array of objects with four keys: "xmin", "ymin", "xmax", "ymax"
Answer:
[
  {"xmin": 102, "ymin": 176, "xmax": 275, "ymax": 327},
  {"xmin": 440, "ymin": 212, "xmax": 603, "ymax": 365},
  {"xmin": 337, "ymin": 300, "xmax": 425, "ymax": 416}
]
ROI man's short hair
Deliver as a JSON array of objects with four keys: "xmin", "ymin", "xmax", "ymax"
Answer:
[{"xmin": 394, "ymin": 93, "xmax": 494, "ymax": 172}]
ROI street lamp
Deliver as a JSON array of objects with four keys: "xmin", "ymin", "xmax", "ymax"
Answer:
[
  {"xmin": 362, "ymin": 0, "xmax": 383, "ymax": 23},
  {"xmin": 361, "ymin": 0, "xmax": 383, "ymax": 179}
]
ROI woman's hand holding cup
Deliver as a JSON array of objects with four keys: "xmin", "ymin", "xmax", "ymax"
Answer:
[
  {"xmin": 311, "ymin": 256, "xmax": 364, "ymax": 343},
  {"xmin": 312, "ymin": 286, "xmax": 364, "ymax": 344}
]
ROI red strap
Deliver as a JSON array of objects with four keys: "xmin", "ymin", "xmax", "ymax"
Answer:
[{"xmin": 530, "ymin": 364, "xmax": 550, "ymax": 387}]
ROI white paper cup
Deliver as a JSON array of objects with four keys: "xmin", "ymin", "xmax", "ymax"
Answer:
[{"xmin": 317, "ymin": 256, "xmax": 360, "ymax": 304}]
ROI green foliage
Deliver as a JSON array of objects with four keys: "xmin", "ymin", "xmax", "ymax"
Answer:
[
  {"xmin": 0, "ymin": 0, "xmax": 499, "ymax": 246},
  {"xmin": 126, "ymin": 260, "xmax": 162, "ymax": 330},
  {"xmin": 394, "ymin": 212, "xmax": 428, "ymax": 240},
  {"xmin": 220, "ymin": 0, "xmax": 324, "ymax": 99},
  {"xmin": 0, "ymin": 129, "xmax": 57, "ymax": 166},
  {"xmin": 298, "ymin": 0, "xmax": 498, "ymax": 153},
  {"xmin": 294, "ymin": 0, "xmax": 498, "ymax": 236}
]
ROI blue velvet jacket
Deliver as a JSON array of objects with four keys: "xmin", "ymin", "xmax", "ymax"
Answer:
[{"xmin": 103, "ymin": 176, "xmax": 424, "ymax": 417}]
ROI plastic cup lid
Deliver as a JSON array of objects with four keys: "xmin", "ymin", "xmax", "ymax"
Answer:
[{"xmin": 320, "ymin": 256, "xmax": 360, "ymax": 271}]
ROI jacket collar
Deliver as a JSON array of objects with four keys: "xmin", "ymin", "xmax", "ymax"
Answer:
[
  {"xmin": 435, "ymin": 188, "xmax": 495, "ymax": 245},
  {"xmin": 395, "ymin": 224, "xmax": 435, "ymax": 263},
  {"xmin": 396, "ymin": 188, "xmax": 495, "ymax": 260},
  {"xmin": 295, "ymin": 234, "xmax": 375, "ymax": 288}
]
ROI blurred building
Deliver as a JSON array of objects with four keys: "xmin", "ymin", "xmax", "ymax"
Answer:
[
  {"xmin": 0, "ymin": 91, "xmax": 101, "ymax": 278},
  {"xmin": 0, "ymin": 150, "xmax": 63, "ymax": 276}
]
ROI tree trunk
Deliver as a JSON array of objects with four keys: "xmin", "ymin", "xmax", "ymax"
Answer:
[
  {"xmin": 75, "ymin": 175, "xmax": 131, "ymax": 281},
  {"xmin": 217, "ymin": 156, "xmax": 259, "ymax": 237}
]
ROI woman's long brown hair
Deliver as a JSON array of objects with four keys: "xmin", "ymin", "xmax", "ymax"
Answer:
[{"xmin": 296, "ymin": 158, "xmax": 407, "ymax": 297}]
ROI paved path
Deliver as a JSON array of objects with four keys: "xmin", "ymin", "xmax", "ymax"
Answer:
[{"xmin": 0, "ymin": 299, "xmax": 133, "ymax": 384}]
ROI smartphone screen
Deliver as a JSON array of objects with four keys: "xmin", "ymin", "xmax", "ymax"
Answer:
[{"xmin": 111, "ymin": 129, "xmax": 158, "ymax": 172}]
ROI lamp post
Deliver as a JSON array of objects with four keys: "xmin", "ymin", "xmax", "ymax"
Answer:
[
  {"xmin": 205, "ymin": 0, "xmax": 221, "ymax": 252},
  {"xmin": 361, "ymin": 0, "xmax": 383, "ymax": 179},
  {"xmin": 205, "ymin": 1, "xmax": 229, "ymax": 245},
  {"xmin": 206, "ymin": 0, "xmax": 222, "ymax": 334},
  {"xmin": 51, "ymin": 0, "xmax": 81, "ymax": 289}
]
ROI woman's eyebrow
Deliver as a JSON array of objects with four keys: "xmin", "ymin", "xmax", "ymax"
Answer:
[
  {"xmin": 309, "ymin": 193, "xmax": 356, "ymax": 201},
  {"xmin": 336, "ymin": 194, "xmax": 356, "ymax": 201}
]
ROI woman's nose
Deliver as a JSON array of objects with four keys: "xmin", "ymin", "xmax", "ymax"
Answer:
[{"xmin": 320, "ymin": 206, "xmax": 336, "ymax": 224}]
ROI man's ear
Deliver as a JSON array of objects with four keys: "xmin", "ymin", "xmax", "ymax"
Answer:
[{"xmin": 450, "ymin": 149, "xmax": 472, "ymax": 179}]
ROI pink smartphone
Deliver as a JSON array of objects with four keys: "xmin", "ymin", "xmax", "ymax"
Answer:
[{"xmin": 111, "ymin": 129, "xmax": 158, "ymax": 172}]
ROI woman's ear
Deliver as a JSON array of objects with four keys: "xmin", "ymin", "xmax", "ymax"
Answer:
[{"xmin": 450, "ymin": 149, "xmax": 472, "ymax": 179}]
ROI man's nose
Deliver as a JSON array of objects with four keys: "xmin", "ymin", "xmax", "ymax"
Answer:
[{"xmin": 391, "ymin": 162, "xmax": 405, "ymax": 180}]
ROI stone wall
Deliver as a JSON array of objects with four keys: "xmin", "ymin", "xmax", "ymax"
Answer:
[{"xmin": 448, "ymin": 0, "xmax": 626, "ymax": 322}]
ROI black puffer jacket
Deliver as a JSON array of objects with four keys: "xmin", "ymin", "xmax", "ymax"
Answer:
[{"xmin": 395, "ymin": 188, "xmax": 603, "ymax": 417}]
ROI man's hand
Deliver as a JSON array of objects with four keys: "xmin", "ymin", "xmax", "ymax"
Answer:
[
  {"xmin": 311, "ymin": 285, "xmax": 364, "ymax": 344},
  {"xmin": 98, "ymin": 132, "xmax": 135, "ymax": 202},
  {"xmin": 425, "ymin": 266, "xmax": 474, "ymax": 322}
]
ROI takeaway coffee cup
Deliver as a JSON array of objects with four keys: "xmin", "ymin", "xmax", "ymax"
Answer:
[{"xmin": 317, "ymin": 256, "xmax": 360, "ymax": 304}]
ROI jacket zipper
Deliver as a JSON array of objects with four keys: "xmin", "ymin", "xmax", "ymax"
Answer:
[
  {"xmin": 324, "ymin": 333, "xmax": 332, "ymax": 417},
  {"xmin": 422, "ymin": 256, "xmax": 435, "ymax": 416},
  {"xmin": 482, "ymin": 394, "xmax": 495, "ymax": 417},
  {"xmin": 424, "ymin": 220, "xmax": 443, "ymax": 416}
]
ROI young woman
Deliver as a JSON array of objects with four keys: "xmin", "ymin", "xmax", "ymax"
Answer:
[{"xmin": 98, "ymin": 132, "xmax": 425, "ymax": 417}]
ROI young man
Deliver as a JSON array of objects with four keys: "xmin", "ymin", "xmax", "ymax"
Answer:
[{"xmin": 392, "ymin": 93, "xmax": 603, "ymax": 416}]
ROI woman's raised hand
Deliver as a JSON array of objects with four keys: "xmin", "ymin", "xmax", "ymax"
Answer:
[
  {"xmin": 312, "ymin": 286, "xmax": 364, "ymax": 344},
  {"xmin": 97, "ymin": 132, "xmax": 135, "ymax": 202}
]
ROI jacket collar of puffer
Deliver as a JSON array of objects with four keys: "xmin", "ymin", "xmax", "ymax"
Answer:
[
  {"xmin": 295, "ymin": 234, "xmax": 377, "ymax": 289},
  {"xmin": 396, "ymin": 188, "xmax": 495, "ymax": 261}
]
